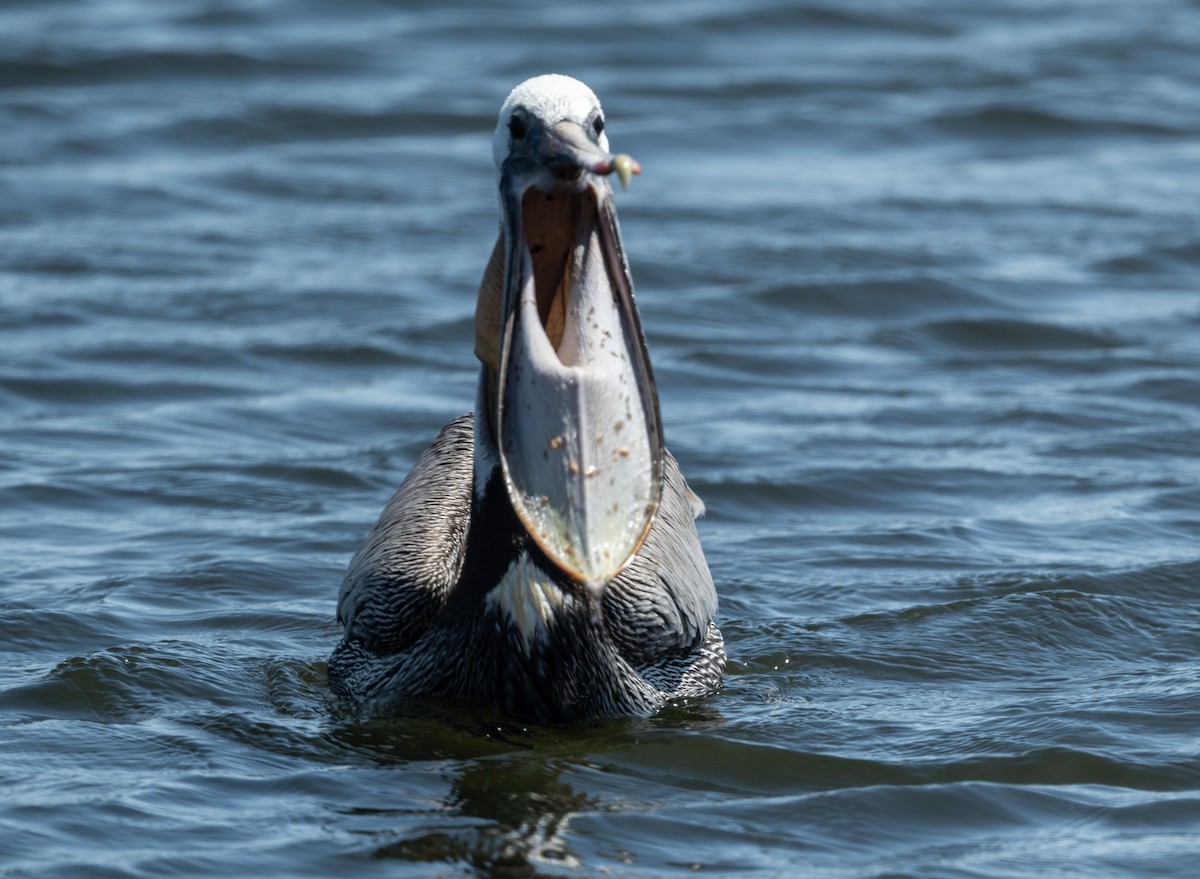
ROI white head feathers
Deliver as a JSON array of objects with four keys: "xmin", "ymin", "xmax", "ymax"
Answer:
[{"xmin": 492, "ymin": 74, "xmax": 609, "ymax": 171}]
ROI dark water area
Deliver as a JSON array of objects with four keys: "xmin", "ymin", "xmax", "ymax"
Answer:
[{"xmin": 3, "ymin": 1, "xmax": 1200, "ymax": 876}]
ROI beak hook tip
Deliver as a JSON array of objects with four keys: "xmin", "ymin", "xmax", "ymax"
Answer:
[
  {"xmin": 612, "ymin": 154, "xmax": 639, "ymax": 190},
  {"xmin": 590, "ymin": 154, "xmax": 640, "ymax": 190}
]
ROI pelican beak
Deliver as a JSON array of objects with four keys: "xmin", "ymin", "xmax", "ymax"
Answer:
[{"xmin": 477, "ymin": 118, "xmax": 660, "ymax": 593}]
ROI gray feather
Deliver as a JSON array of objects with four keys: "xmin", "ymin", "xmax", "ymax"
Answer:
[
  {"xmin": 336, "ymin": 415, "xmax": 473, "ymax": 654},
  {"xmin": 329, "ymin": 412, "xmax": 724, "ymax": 722}
]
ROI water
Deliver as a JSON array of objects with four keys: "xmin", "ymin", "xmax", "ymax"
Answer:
[{"xmin": 3, "ymin": 0, "xmax": 1199, "ymax": 876}]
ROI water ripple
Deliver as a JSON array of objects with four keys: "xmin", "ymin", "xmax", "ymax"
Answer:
[{"xmin": 3, "ymin": 0, "xmax": 1200, "ymax": 876}]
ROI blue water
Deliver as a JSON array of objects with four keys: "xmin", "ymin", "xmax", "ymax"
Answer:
[{"xmin": 3, "ymin": 1, "xmax": 1200, "ymax": 876}]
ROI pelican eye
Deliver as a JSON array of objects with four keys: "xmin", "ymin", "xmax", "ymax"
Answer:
[
  {"xmin": 509, "ymin": 114, "xmax": 527, "ymax": 140},
  {"xmin": 592, "ymin": 117, "xmax": 605, "ymax": 136}
]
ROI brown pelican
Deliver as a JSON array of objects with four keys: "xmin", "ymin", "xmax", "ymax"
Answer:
[{"xmin": 329, "ymin": 75, "xmax": 723, "ymax": 723}]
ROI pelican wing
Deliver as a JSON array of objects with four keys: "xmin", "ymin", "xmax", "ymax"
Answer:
[
  {"xmin": 602, "ymin": 451, "xmax": 718, "ymax": 667},
  {"xmin": 336, "ymin": 415, "xmax": 474, "ymax": 655}
]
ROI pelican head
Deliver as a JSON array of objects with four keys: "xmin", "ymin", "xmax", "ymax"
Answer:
[{"xmin": 474, "ymin": 74, "xmax": 661, "ymax": 594}]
